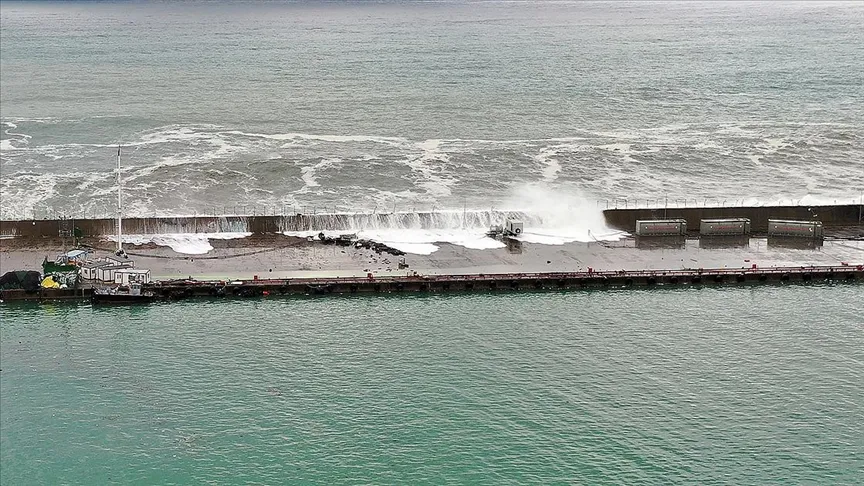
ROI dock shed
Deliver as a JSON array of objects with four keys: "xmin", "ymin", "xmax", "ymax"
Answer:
[
  {"xmin": 96, "ymin": 263, "xmax": 135, "ymax": 283},
  {"xmin": 80, "ymin": 261, "xmax": 111, "ymax": 281},
  {"xmin": 113, "ymin": 268, "xmax": 151, "ymax": 286},
  {"xmin": 700, "ymin": 218, "xmax": 751, "ymax": 236},
  {"xmin": 767, "ymin": 220, "xmax": 823, "ymax": 238},
  {"xmin": 635, "ymin": 219, "xmax": 687, "ymax": 236}
]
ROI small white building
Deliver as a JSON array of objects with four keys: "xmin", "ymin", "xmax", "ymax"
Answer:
[
  {"xmin": 104, "ymin": 255, "xmax": 133, "ymax": 267},
  {"xmin": 80, "ymin": 261, "xmax": 111, "ymax": 281},
  {"xmin": 62, "ymin": 249, "xmax": 90, "ymax": 264},
  {"xmin": 97, "ymin": 263, "xmax": 135, "ymax": 283},
  {"xmin": 113, "ymin": 268, "xmax": 151, "ymax": 286}
]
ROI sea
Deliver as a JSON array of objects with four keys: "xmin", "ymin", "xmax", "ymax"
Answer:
[
  {"xmin": 1, "ymin": 0, "xmax": 863, "ymax": 223},
  {"xmin": 2, "ymin": 1, "xmax": 864, "ymax": 484},
  {"xmin": 2, "ymin": 287, "xmax": 864, "ymax": 484}
]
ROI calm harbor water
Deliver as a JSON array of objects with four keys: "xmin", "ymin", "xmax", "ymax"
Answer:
[{"xmin": 2, "ymin": 285, "xmax": 863, "ymax": 484}]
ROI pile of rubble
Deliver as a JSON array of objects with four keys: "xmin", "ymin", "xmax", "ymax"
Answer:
[{"xmin": 316, "ymin": 232, "xmax": 406, "ymax": 256}]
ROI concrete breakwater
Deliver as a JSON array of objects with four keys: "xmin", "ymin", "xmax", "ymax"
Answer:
[
  {"xmin": 603, "ymin": 204, "xmax": 863, "ymax": 233},
  {"xmin": 0, "ymin": 210, "xmax": 531, "ymax": 239},
  {"xmin": 2, "ymin": 265, "xmax": 861, "ymax": 302},
  {"xmin": 0, "ymin": 205, "xmax": 861, "ymax": 239}
]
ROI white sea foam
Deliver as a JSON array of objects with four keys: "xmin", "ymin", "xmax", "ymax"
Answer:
[
  {"xmin": 279, "ymin": 187, "xmax": 628, "ymax": 254},
  {"xmin": 284, "ymin": 228, "xmax": 506, "ymax": 255},
  {"xmin": 533, "ymin": 145, "xmax": 568, "ymax": 183},
  {"xmin": 0, "ymin": 172, "xmax": 63, "ymax": 219},
  {"xmin": 2, "ymin": 121, "xmax": 861, "ymax": 220},
  {"xmin": 0, "ymin": 139, "xmax": 20, "ymax": 151},
  {"xmin": 297, "ymin": 158, "xmax": 342, "ymax": 193},
  {"xmin": 2, "ymin": 121, "xmax": 29, "ymax": 137},
  {"xmin": 406, "ymin": 139, "xmax": 457, "ymax": 198},
  {"xmin": 106, "ymin": 232, "xmax": 251, "ymax": 255},
  {"xmin": 504, "ymin": 184, "xmax": 629, "ymax": 245},
  {"xmin": 223, "ymin": 130, "xmax": 404, "ymax": 146}
]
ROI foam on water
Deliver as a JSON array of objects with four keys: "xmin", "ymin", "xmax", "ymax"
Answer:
[
  {"xmin": 106, "ymin": 232, "xmax": 251, "ymax": 255},
  {"xmin": 505, "ymin": 185, "xmax": 629, "ymax": 245},
  {"xmin": 280, "ymin": 187, "xmax": 628, "ymax": 254},
  {"xmin": 1, "ymin": 120, "xmax": 862, "ymax": 220},
  {"xmin": 284, "ymin": 228, "xmax": 507, "ymax": 255}
]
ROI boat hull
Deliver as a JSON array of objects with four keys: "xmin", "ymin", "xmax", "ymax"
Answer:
[{"xmin": 91, "ymin": 293, "xmax": 156, "ymax": 305}]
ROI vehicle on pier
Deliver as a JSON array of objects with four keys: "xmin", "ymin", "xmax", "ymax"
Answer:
[{"xmin": 487, "ymin": 219, "xmax": 524, "ymax": 238}]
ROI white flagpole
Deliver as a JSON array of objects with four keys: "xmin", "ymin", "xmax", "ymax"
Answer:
[{"xmin": 117, "ymin": 144, "xmax": 123, "ymax": 254}]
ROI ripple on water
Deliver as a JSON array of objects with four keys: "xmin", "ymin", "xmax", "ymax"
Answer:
[{"xmin": 1, "ymin": 286, "xmax": 863, "ymax": 484}]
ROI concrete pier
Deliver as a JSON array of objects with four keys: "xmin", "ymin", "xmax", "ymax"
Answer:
[
  {"xmin": 145, "ymin": 265, "xmax": 862, "ymax": 299},
  {"xmin": 3, "ymin": 265, "xmax": 860, "ymax": 302}
]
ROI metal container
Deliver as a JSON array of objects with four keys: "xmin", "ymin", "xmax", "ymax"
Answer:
[
  {"xmin": 700, "ymin": 218, "xmax": 751, "ymax": 236},
  {"xmin": 635, "ymin": 219, "xmax": 687, "ymax": 236},
  {"xmin": 767, "ymin": 219, "xmax": 823, "ymax": 238},
  {"xmin": 504, "ymin": 220, "xmax": 524, "ymax": 236}
]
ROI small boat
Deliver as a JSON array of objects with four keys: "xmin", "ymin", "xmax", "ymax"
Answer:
[{"xmin": 92, "ymin": 283, "xmax": 156, "ymax": 305}]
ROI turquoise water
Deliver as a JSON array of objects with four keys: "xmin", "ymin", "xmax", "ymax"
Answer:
[{"xmin": 2, "ymin": 285, "xmax": 863, "ymax": 484}]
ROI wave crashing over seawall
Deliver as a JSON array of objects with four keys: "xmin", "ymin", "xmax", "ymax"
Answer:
[{"xmin": 95, "ymin": 209, "xmax": 626, "ymax": 255}]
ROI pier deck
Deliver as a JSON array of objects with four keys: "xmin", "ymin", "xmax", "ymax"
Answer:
[
  {"xmin": 4, "ymin": 265, "xmax": 859, "ymax": 302},
  {"xmin": 151, "ymin": 265, "xmax": 861, "ymax": 299}
]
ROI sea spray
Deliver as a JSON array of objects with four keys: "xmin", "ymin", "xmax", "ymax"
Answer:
[
  {"xmin": 105, "ymin": 232, "xmax": 251, "ymax": 255},
  {"xmin": 282, "ymin": 188, "xmax": 627, "ymax": 254}
]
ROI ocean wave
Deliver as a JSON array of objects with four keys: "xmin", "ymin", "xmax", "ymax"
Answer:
[
  {"xmin": 1, "ymin": 122, "xmax": 862, "ymax": 220},
  {"xmin": 106, "ymin": 232, "xmax": 252, "ymax": 255}
]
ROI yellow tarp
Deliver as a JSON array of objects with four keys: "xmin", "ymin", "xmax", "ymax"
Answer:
[{"xmin": 41, "ymin": 276, "xmax": 60, "ymax": 289}]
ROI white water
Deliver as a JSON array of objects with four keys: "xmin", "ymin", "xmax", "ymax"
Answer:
[
  {"xmin": 284, "ymin": 187, "xmax": 629, "ymax": 255},
  {"xmin": 105, "ymin": 232, "xmax": 251, "ymax": 255},
  {"xmin": 2, "ymin": 122, "xmax": 862, "ymax": 221},
  {"xmin": 284, "ymin": 228, "xmax": 507, "ymax": 255}
]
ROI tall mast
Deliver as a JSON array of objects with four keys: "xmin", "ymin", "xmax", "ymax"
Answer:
[{"xmin": 117, "ymin": 144, "xmax": 122, "ymax": 253}]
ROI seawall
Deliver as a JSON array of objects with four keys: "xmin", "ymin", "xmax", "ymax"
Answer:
[
  {"xmin": 0, "ymin": 211, "xmax": 528, "ymax": 239},
  {"xmin": 0, "ymin": 205, "xmax": 861, "ymax": 239},
  {"xmin": 602, "ymin": 204, "xmax": 863, "ymax": 232}
]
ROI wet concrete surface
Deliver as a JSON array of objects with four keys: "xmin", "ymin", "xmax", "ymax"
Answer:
[{"xmin": 4, "ymin": 234, "xmax": 860, "ymax": 281}]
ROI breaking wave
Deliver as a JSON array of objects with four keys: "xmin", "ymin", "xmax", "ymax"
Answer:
[
  {"xmin": 1, "ymin": 120, "xmax": 862, "ymax": 221},
  {"xmin": 91, "ymin": 192, "xmax": 628, "ymax": 256},
  {"xmin": 284, "ymin": 189, "xmax": 628, "ymax": 255},
  {"xmin": 106, "ymin": 232, "xmax": 252, "ymax": 255}
]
